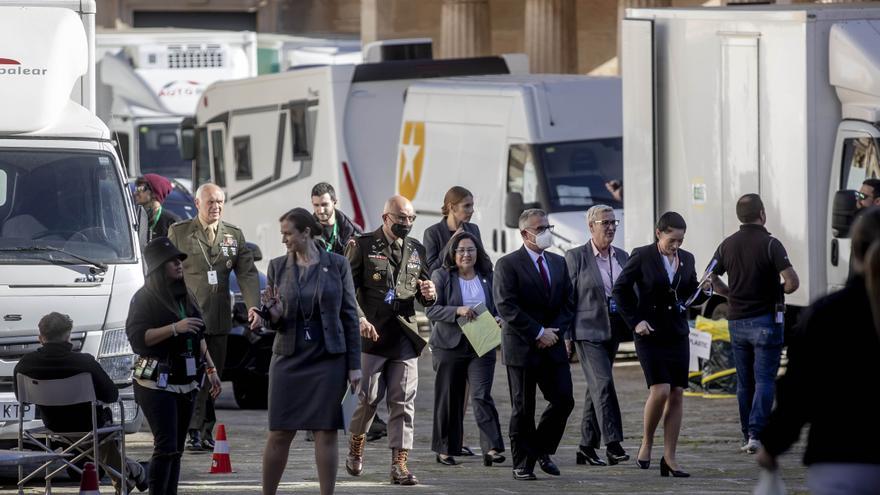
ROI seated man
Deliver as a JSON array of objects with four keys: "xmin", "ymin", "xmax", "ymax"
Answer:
[{"xmin": 14, "ymin": 312, "xmax": 148, "ymax": 494}]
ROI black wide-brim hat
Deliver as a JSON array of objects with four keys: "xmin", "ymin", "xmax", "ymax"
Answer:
[{"xmin": 144, "ymin": 236, "xmax": 187, "ymax": 275}]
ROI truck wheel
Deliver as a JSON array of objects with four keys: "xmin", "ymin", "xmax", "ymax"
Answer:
[{"xmin": 233, "ymin": 377, "xmax": 269, "ymax": 409}]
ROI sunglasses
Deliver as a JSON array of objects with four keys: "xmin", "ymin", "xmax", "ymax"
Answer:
[
  {"xmin": 135, "ymin": 185, "xmax": 151, "ymax": 193},
  {"xmin": 856, "ymin": 191, "xmax": 869, "ymax": 201}
]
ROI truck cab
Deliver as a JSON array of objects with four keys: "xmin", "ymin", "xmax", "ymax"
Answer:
[{"xmin": 0, "ymin": 1, "xmax": 143, "ymax": 435}]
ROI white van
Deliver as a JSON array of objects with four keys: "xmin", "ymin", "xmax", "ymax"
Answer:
[
  {"xmin": 0, "ymin": 1, "xmax": 143, "ymax": 435},
  {"xmin": 397, "ymin": 75, "xmax": 624, "ymax": 258}
]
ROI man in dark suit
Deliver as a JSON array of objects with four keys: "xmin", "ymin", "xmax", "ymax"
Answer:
[
  {"xmin": 494, "ymin": 208, "xmax": 575, "ymax": 480},
  {"xmin": 344, "ymin": 195, "xmax": 437, "ymax": 486},
  {"xmin": 565, "ymin": 205, "xmax": 630, "ymax": 467}
]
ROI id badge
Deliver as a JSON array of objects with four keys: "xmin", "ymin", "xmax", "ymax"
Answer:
[
  {"xmin": 608, "ymin": 297, "xmax": 618, "ymax": 314},
  {"xmin": 157, "ymin": 372, "xmax": 169, "ymax": 389},
  {"xmin": 384, "ymin": 288, "xmax": 395, "ymax": 305},
  {"xmin": 185, "ymin": 356, "xmax": 197, "ymax": 377},
  {"xmin": 775, "ymin": 303, "xmax": 785, "ymax": 325},
  {"xmin": 207, "ymin": 270, "xmax": 218, "ymax": 286}
]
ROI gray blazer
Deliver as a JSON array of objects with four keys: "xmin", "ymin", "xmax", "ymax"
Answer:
[
  {"xmin": 425, "ymin": 269, "xmax": 496, "ymax": 350},
  {"xmin": 565, "ymin": 243, "xmax": 629, "ymax": 342},
  {"xmin": 267, "ymin": 251, "xmax": 361, "ymax": 370}
]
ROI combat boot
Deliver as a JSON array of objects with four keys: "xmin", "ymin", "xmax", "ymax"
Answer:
[
  {"xmin": 345, "ymin": 434, "xmax": 366, "ymax": 476},
  {"xmin": 390, "ymin": 448, "xmax": 418, "ymax": 485}
]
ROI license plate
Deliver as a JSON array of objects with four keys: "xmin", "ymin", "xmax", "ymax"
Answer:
[{"xmin": 0, "ymin": 402, "xmax": 35, "ymax": 421}]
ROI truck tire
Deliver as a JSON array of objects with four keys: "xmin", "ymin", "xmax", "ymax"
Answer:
[{"xmin": 232, "ymin": 376, "xmax": 269, "ymax": 410}]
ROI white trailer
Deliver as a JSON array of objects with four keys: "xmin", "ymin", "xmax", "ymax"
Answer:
[
  {"xmin": 622, "ymin": 4, "xmax": 880, "ymax": 313},
  {"xmin": 396, "ymin": 75, "xmax": 623, "ymax": 259},
  {"xmin": 0, "ymin": 1, "xmax": 143, "ymax": 435},
  {"xmin": 96, "ymin": 28, "xmax": 258, "ymax": 187},
  {"xmin": 184, "ymin": 41, "xmax": 527, "ymax": 267}
]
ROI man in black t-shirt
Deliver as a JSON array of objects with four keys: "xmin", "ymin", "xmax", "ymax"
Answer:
[{"xmin": 710, "ymin": 194, "xmax": 799, "ymax": 454}]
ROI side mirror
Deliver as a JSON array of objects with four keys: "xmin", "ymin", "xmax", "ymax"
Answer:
[
  {"xmin": 831, "ymin": 189, "xmax": 859, "ymax": 238},
  {"xmin": 180, "ymin": 117, "xmax": 195, "ymax": 160},
  {"xmin": 504, "ymin": 192, "xmax": 524, "ymax": 229},
  {"xmin": 246, "ymin": 241, "xmax": 263, "ymax": 262}
]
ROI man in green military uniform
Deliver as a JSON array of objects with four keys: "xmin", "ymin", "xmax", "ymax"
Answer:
[
  {"xmin": 344, "ymin": 195, "xmax": 436, "ymax": 486},
  {"xmin": 168, "ymin": 182, "xmax": 260, "ymax": 450}
]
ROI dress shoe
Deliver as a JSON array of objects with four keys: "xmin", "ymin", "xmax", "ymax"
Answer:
[
  {"xmin": 135, "ymin": 461, "xmax": 150, "ymax": 492},
  {"xmin": 660, "ymin": 457, "xmax": 690, "ymax": 478},
  {"xmin": 512, "ymin": 468, "xmax": 537, "ymax": 480},
  {"xmin": 538, "ymin": 455, "xmax": 561, "ymax": 476},
  {"xmin": 576, "ymin": 446, "xmax": 607, "ymax": 466},
  {"xmin": 186, "ymin": 429, "xmax": 203, "ymax": 452},
  {"xmin": 345, "ymin": 434, "xmax": 365, "ymax": 476},
  {"xmin": 605, "ymin": 442, "xmax": 630, "ymax": 465},
  {"xmin": 483, "ymin": 451, "xmax": 506, "ymax": 466},
  {"xmin": 436, "ymin": 454, "xmax": 458, "ymax": 466},
  {"xmin": 459, "ymin": 445, "xmax": 475, "ymax": 456},
  {"xmin": 391, "ymin": 448, "xmax": 418, "ymax": 485}
]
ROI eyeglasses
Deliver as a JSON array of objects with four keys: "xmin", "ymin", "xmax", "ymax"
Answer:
[
  {"xmin": 388, "ymin": 213, "xmax": 417, "ymax": 223},
  {"xmin": 526, "ymin": 225, "xmax": 555, "ymax": 235},
  {"xmin": 455, "ymin": 247, "xmax": 477, "ymax": 255},
  {"xmin": 592, "ymin": 219, "xmax": 620, "ymax": 227}
]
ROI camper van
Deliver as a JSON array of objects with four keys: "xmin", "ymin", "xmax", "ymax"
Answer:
[
  {"xmin": 184, "ymin": 39, "xmax": 527, "ymax": 267},
  {"xmin": 396, "ymin": 75, "xmax": 623, "ymax": 258},
  {"xmin": 96, "ymin": 29, "xmax": 258, "ymax": 188},
  {"xmin": 0, "ymin": 1, "xmax": 143, "ymax": 435},
  {"xmin": 622, "ymin": 4, "xmax": 880, "ymax": 316}
]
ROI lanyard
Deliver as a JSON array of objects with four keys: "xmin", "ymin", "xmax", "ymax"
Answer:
[
  {"xmin": 149, "ymin": 205, "xmax": 163, "ymax": 231},
  {"xmin": 324, "ymin": 222, "xmax": 338, "ymax": 253},
  {"xmin": 196, "ymin": 233, "xmax": 220, "ymax": 269},
  {"xmin": 177, "ymin": 301, "xmax": 186, "ymax": 319}
]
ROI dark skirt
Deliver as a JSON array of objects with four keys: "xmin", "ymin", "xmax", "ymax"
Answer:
[{"xmin": 634, "ymin": 333, "xmax": 689, "ymax": 388}]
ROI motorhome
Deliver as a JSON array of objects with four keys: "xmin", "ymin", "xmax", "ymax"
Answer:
[
  {"xmin": 96, "ymin": 29, "xmax": 258, "ymax": 187},
  {"xmin": 396, "ymin": 75, "xmax": 623, "ymax": 258},
  {"xmin": 0, "ymin": 1, "xmax": 143, "ymax": 435},
  {"xmin": 184, "ymin": 39, "xmax": 528, "ymax": 267},
  {"xmin": 622, "ymin": 4, "xmax": 880, "ymax": 316}
]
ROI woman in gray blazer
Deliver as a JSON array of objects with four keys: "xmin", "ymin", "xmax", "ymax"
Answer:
[
  {"xmin": 249, "ymin": 208, "xmax": 361, "ymax": 495},
  {"xmin": 426, "ymin": 231, "xmax": 506, "ymax": 467}
]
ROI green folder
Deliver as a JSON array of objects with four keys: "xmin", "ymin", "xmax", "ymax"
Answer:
[{"xmin": 456, "ymin": 303, "xmax": 502, "ymax": 357}]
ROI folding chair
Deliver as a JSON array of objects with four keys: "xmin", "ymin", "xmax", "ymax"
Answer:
[{"xmin": 16, "ymin": 372, "xmax": 127, "ymax": 495}]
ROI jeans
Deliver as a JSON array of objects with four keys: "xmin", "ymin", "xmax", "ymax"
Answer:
[
  {"xmin": 728, "ymin": 313, "xmax": 783, "ymax": 441},
  {"xmin": 134, "ymin": 382, "xmax": 196, "ymax": 495}
]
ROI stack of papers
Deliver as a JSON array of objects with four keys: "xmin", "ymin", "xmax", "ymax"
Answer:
[{"xmin": 456, "ymin": 303, "xmax": 502, "ymax": 357}]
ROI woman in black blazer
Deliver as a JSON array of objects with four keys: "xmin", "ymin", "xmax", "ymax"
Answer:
[
  {"xmin": 425, "ymin": 231, "xmax": 506, "ymax": 467},
  {"xmin": 612, "ymin": 212, "xmax": 708, "ymax": 478},
  {"xmin": 423, "ymin": 186, "xmax": 492, "ymax": 274}
]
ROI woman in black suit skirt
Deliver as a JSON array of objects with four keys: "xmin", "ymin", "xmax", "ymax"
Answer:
[{"xmin": 612, "ymin": 212, "xmax": 708, "ymax": 478}]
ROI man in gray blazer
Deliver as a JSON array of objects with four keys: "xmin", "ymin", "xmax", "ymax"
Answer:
[{"xmin": 564, "ymin": 205, "xmax": 630, "ymax": 467}]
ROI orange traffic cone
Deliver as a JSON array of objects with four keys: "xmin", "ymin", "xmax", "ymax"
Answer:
[
  {"xmin": 209, "ymin": 424, "xmax": 234, "ymax": 473},
  {"xmin": 79, "ymin": 462, "xmax": 101, "ymax": 494}
]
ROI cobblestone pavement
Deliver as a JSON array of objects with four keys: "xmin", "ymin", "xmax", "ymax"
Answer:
[{"xmin": 6, "ymin": 350, "xmax": 809, "ymax": 494}]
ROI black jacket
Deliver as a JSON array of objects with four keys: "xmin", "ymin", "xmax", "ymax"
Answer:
[
  {"xmin": 317, "ymin": 209, "xmax": 362, "ymax": 255},
  {"xmin": 137, "ymin": 205, "xmax": 182, "ymax": 246},
  {"xmin": 13, "ymin": 342, "xmax": 117, "ymax": 432},
  {"xmin": 422, "ymin": 219, "xmax": 490, "ymax": 274},
  {"xmin": 762, "ymin": 277, "xmax": 880, "ymax": 465}
]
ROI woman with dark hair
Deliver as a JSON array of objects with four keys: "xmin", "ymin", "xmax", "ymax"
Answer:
[
  {"xmin": 126, "ymin": 237, "xmax": 222, "ymax": 495},
  {"xmin": 757, "ymin": 207, "xmax": 880, "ymax": 494},
  {"xmin": 612, "ymin": 212, "xmax": 708, "ymax": 478},
  {"xmin": 425, "ymin": 231, "xmax": 506, "ymax": 467},
  {"xmin": 423, "ymin": 186, "xmax": 491, "ymax": 274},
  {"xmin": 249, "ymin": 207, "xmax": 361, "ymax": 495}
]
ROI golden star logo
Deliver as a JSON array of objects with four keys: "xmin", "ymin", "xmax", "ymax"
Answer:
[{"xmin": 397, "ymin": 121, "xmax": 424, "ymax": 200}]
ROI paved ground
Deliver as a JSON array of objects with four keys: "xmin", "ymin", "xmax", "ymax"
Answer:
[{"xmin": 4, "ymin": 350, "xmax": 809, "ymax": 494}]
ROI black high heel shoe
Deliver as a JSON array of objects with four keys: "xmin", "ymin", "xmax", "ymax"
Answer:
[
  {"xmin": 636, "ymin": 459, "xmax": 651, "ymax": 469},
  {"xmin": 659, "ymin": 457, "xmax": 690, "ymax": 478},
  {"xmin": 483, "ymin": 451, "xmax": 506, "ymax": 466},
  {"xmin": 436, "ymin": 454, "xmax": 458, "ymax": 466}
]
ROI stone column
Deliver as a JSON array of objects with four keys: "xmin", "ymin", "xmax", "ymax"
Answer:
[
  {"xmin": 440, "ymin": 0, "xmax": 491, "ymax": 59},
  {"xmin": 525, "ymin": 0, "xmax": 577, "ymax": 73},
  {"xmin": 361, "ymin": 0, "xmax": 396, "ymax": 45},
  {"xmin": 617, "ymin": 0, "xmax": 671, "ymax": 63}
]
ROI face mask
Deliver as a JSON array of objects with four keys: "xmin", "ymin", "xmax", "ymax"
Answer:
[
  {"xmin": 532, "ymin": 229, "xmax": 553, "ymax": 250},
  {"xmin": 390, "ymin": 222, "xmax": 411, "ymax": 239}
]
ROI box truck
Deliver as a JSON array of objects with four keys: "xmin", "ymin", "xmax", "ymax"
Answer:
[
  {"xmin": 0, "ymin": 1, "xmax": 144, "ymax": 436},
  {"xmin": 96, "ymin": 28, "xmax": 258, "ymax": 188},
  {"xmin": 622, "ymin": 4, "xmax": 880, "ymax": 316},
  {"xmin": 182, "ymin": 39, "xmax": 528, "ymax": 267},
  {"xmin": 396, "ymin": 75, "xmax": 623, "ymax": 259}
]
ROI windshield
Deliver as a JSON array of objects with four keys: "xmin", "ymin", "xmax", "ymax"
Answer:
[
  {"xmin": 138, "ymin": 123, "xmax": 192, "ymax": 180},
  {"xmin": 534, "ymin": 138, "xmax": 623, "ymax": 212},
  {"xmin": 0, "ymin": 150, "xmax": 135, "ymax": 264}
]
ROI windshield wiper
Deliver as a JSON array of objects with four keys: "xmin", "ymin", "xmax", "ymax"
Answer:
[{"xmin": 0, "ymin": 246, "xmax": 108, "ymax": 272}]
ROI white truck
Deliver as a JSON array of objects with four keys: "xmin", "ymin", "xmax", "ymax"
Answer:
[
  {"xmin": 0, "ymin": 1, "xmax": 143, "ymax": 436},
  {"xmin": 396, "ymin": 75, "xmax": 623, "ymax": 259},
  {"xmin": 96, "ymin": 28, "xmax": 258, "ymax": 187},
  {"xmin": 622, "ymin": 4, "xmax": 880, "ymax": 317},
  {"xmin": 257, "ymin": 33, "xmax": 361, "ymax": 73},
  {"xmin": 182, "ymin": 40, "xmax": 527, "ymax": 267}
]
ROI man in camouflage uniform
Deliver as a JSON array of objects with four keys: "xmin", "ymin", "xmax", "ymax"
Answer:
[
  {"xmin": 168, "ymin": 183, "xmax": 260, "ymax": 450},
  {"xmin": 344, "ymin": 195, "xmax": 436, "ymax": 486}
]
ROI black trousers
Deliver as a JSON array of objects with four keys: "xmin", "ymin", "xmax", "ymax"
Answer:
[
  {"xmin": 506, "ymin": 356, "xmax": 574, "ymax": 471},
  {"xmin": 190, "ymin": 334, "xmax": 227, "ymax": 435},
  {"xmin": 134, "ymin": 382, "xmax": 196, "ymax": 495},
  {"xmin": 431, "ymin": 340, "xmax": 504, "ymax": 456}
]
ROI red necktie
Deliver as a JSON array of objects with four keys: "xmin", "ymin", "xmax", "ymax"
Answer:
[{"xmin": 537, "ymin": 255, "xmax": 550, "ymax": 291}]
